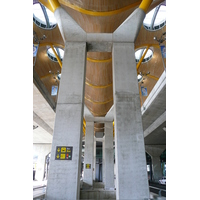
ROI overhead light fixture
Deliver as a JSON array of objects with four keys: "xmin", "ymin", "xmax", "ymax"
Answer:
[
  {"xmin": 137, "ymin": 74, "xmax": 143, "ymax": 82},
  {"xmin": 153, "ymin": 32, "xmax": 166, "ymax": 44}
]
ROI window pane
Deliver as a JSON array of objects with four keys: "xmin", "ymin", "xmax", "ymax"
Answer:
[
  {"xmin": 57, "ymin": 49, "xmax": 64, "ymax": 59},
  {"xmin": 143, "ymin": 7, "xmax": 156, "ymax": 25},
  {"xmin": 46, "ymin": 8, "xmax": 57, "ymax": 25},
  {"xmin": 154, "ymin": 5, "xmax": 166, "ymax": 26},
  {"xmin": 143, "ymin": 49, "xmax": 153, "ymax": 59},
  {"xmin": 135, "ymin": 49, "xmax": 143, "ymax": 60},
  {"xmin": 33, "ymin": 3, "xmax": 46, "ymax": 25}
]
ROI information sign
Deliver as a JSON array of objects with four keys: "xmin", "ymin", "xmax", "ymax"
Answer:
[
  {"xmin": 55, "ymin": 146, "xmax": 73, "ymax": 160},
  {"xmin": 85, "ymin": 164, "xmax": 91, "ymax": 169}
]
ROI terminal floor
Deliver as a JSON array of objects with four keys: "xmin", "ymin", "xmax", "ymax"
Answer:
[{"xmin": 33, "ymin": 180, "xmax": 166, "ymax": 200}]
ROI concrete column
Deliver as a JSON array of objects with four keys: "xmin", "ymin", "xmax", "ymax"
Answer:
[
  {"xmin": 152, "ymin": 156, "xmax": 162, "ymax": 181},
  {"xmin": 93, "ymin": 140, "xmax": 96, "ymax": 181},
  {"xmin": 104, "ymin": 122, "xmax": 114, "ymax": 190},
  {"xmin": 145, "ymin": 145, "xmax": 165, "ymax": 182},
  {"xmin": 112, "ymin": 43, "xmax": 149, "ymax": 200},
  {"xmin": 102, "ymin": 139, "xmax": 105, "ymax": 183},
  {"xmin": 46, "ymin": 42, "xmax": 86, "ymax": 200},
  {"xmin": 83, "ymin": 122, "xmax": 94, "ymax": 186}
]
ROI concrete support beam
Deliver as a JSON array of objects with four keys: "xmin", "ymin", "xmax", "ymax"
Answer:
[
  {"xmin": 84, "ymin": 105, "xmax": 114, "ymax": 122},
  {"xmin": 144, "ymin": 111, "xmax": 166, "ymax": 138},
  {"xmin": 54, "ymin": 7, "xmax": 86, "ymax": 43},
  {"xmin": 112, "ymin": 43, "xmax": 149, "ymax": 199},
  {"xmin": 46, "ymin": 42, "xmax": 86, "ymax": 200},
  {"xmin": 141, "ymin": 70, "xmax": 166, "ymax": 115},
  {"xmin": 145, "ymin": 145, "xmax": 166, "ymax": 181},
  {"xmin": 113, "ymin": 8, "xmax": 145, "ymax": 43},
  {"xmin": 83, "ymin": 122, "xmax": 94, "ymax": 186},
  {"xmin": 104, "ymin": 122, "xmax": 114, "ymax": 190},
  {"xmin": 33, "ymin": 111, "xmax": 53, "ymax": 135}
]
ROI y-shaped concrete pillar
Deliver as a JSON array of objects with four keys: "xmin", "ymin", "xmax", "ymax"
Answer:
[
  {"xmin": 111, "ymin": 3, "xmax": 152, "ymax": 199},
  {"xmin": 112, "ymin": 43, "xmax": 149, "ymax": 199},
  {"xmin": 46, "ymin": 2, "xmax": 87, "ymax": 199},
  {"xmin": 45, "ymin": 1, "xmax": 153, "ymax": 199}
]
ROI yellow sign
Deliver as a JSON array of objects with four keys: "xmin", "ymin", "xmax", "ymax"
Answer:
[
  {"xmin": 57, "ymin": 148, "xmax": 60, "ymax": 152},
  {"xmin": 56, "ymin": 154, "xmax": 60, "ymax": 159},
  {"xmin": 67, "ymin": 149, "xmax": 71, "ymax": 153},
  {"xmin": 60, "ymin": 154, "xmax": 66, "ymax": 159},
  {"xmin": 61, "ymin": 147, "xmax": 66, "ymax": 152},
  {"xmin": 86, "ymin": 164, "xmax": 91, "ymax": 169}
]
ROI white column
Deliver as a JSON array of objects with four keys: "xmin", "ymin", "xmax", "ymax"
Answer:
[
  {"xmin": 112, "ymin": 43, "xmax": 149, "ymax": 199},
  {"xmin": 93, "ymin": 140, "xmax": 96, "ymax": 181},
  {"xmin": 83, "ymin": 121, "xmax": 94, "ymax": 186},
  {"xmin": 152, "ymin": 156, "xmax": 162, "ymax": 181},
  {"xmin": 46, "ymin": 42, "xmax": 86, "ymax": 200},
  {"xmin": 104, "ymin": 122, "xmax": 114, "ymax": 190}
]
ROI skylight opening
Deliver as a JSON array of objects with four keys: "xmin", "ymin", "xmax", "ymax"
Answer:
[
  {"xmin": 135, "ymin": 48, "xmax": 153, "ymax": 63},
  {"xmin": 143, "ymin": 4, "xmax": 166, "ymax": 31},
  {"xmin": 47, "ymin": 47, "xmax": 64, "ymax": 63},
  {"xmin": 33, "ymin": 3, "xmax": 57, "ymax": 29}
]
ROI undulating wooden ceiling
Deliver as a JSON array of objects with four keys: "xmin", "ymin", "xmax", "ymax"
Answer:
[{"xmin": 33, "ymin": 0, "xmax": 166, "ymax": 134}]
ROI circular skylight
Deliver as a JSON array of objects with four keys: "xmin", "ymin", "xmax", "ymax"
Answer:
[
  {"xmin": 47, "ymin": 47, "xmax": 64, "ymax": 62},
  {"xmin": 135, "ymin": 48, "xmax": 153, "ymax": 63},
  {"xmin": 33, "ymin": 2, "xmax": 57, "ymax": 29},
  {"xmin": 143, "ymin": 4, "xmax": 166, "ymax": 31}
]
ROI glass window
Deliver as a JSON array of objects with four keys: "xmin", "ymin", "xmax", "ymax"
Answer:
[
  {"xmin": 154, "ymin": 5, "xmax": 166, "ymax": 27},
  {"xmin": 33, "ymin": 3, "xmax": 46, "ymax": 24},
  {"xmin": 33, "ymin": 3, "xmax": 57, "ymax": 29},
  {"xmin": 143, "ymin": 4, "xmax": 166, "ymax": 31},
  {"xmin": 47, "ymin": 47, "xmax": 64, "ymax": 62},
  {"xmin": 135, "ymin": 48, "xmax": 153, "ymax": 63}
]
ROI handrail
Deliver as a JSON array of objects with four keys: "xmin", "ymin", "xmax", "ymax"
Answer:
[
  {"xmin": 33, "ymin": 185, "xmax": 46, "ymax": 190},
  {"xmin": 149, "ymin": 186, "xmax": 166, "ymax": 192}
]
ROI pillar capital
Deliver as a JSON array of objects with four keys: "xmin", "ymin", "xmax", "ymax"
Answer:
[
  {"xmin": 54, "ymin": 7, "xmax": 86, "ymax": 43},
  {"xmin": 145, "ymin": 145, "xmax": 166, "ymax": 157}
]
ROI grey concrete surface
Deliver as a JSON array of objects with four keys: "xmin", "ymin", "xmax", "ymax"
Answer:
[
  {"xmin": 104, "ymin": 122, "xmax": 114, "ymax": 190},
  {"xmin": 112, "ymin": 43, "xmax": 149, "ymax": 199},
  {"xmin": 46, "ymin": 43, "xmax": 86, "ymax": 200},
  {"xmin": 83, "ymin": 121, "xmax": 94, "ymax": 186},
  {"xmin": 113, "ymin": 8, "xmax": 145, "ymax": 42},
  {"xmin": 54, "ymin": 7, "xmax": 86, "ymax": 43}
]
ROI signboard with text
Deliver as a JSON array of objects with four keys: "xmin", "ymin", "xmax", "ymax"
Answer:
[{"xmin": 55, "ymin": 146, "xmax": 73, "ymax": 160}]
